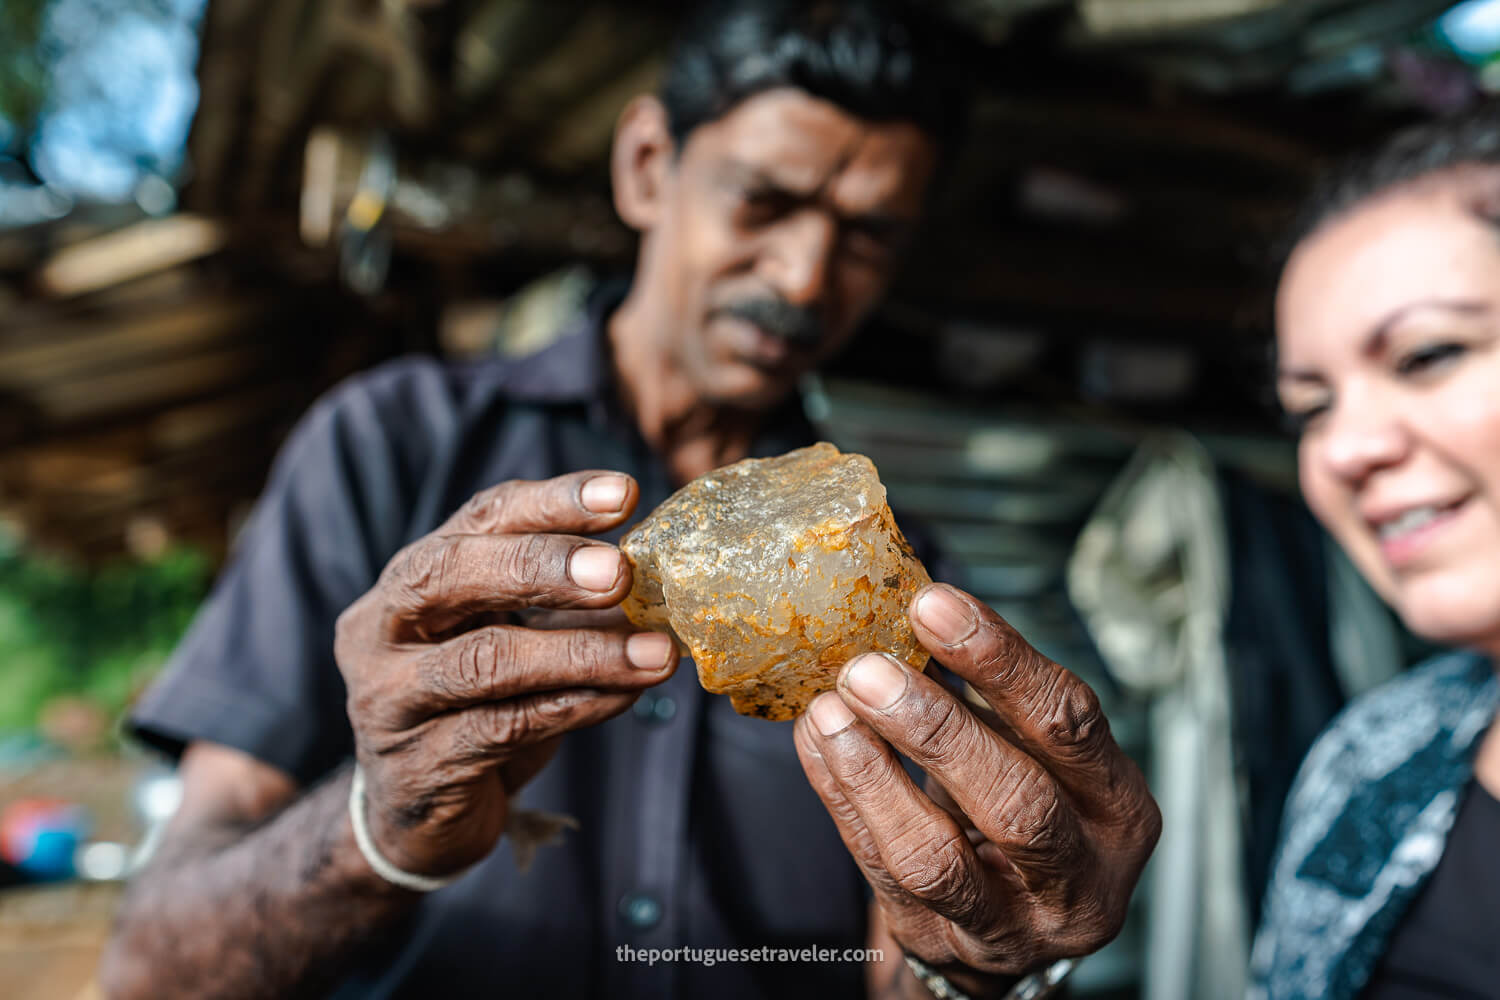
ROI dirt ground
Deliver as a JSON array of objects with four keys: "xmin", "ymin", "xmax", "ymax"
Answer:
[{"xmin": 1, "ymin": 756, "xmax": 146, "ymax": 1000}]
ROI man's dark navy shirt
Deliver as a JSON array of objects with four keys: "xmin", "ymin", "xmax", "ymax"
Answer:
[{"xmin": 130, "ymin": 286, "xmax": 939, "ymax": 998}]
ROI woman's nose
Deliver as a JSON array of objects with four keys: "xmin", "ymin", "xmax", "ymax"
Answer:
[{"xmin": 1315, "ymin": 397, "xmax": 1412, "ymax": 486}]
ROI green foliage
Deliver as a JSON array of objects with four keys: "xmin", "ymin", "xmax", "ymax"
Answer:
[
  {"xmin": 0, "ymin": 536, "xmax": 211, "ymax": 736},
  {"xmin": 0, "ymin": 0, "xmax": 50, "ymax": 135}
]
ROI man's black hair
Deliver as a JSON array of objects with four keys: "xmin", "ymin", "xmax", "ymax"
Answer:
[{"xmin": 659, "ymin": 0, "xmax": 969, "ymax": 153}]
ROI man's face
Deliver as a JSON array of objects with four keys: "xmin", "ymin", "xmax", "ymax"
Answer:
[{"xmin": 631, "ymin": 87, "xmax": 939, "ymax": 410}]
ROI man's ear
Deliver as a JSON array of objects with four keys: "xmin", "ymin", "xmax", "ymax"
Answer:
[{"xmin": 612, "ymin": 95, "xmax": 676, "ymax": 233}]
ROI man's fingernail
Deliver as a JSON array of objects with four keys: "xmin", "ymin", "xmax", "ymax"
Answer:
[
  {"xmin": 569, "ymin": 546, "xmax": 621, "ymax": 591},
  {"xmin": 915, "ymin": 587, "xmax": 977, "ymax": 645},
  {"xmin": 844, "ymin": 653, "xmax": 908, "ymax": 710},
  {"xmin": 580, "ymin": 476, "xmax": 628, "ymax": 513},
  {"xmin": 626, "ymin": 632, "xmax": 673, "ymax": 670},
  {"xmin": 809, "ymin": 692, "xmax": 856, "ymax": 736}
]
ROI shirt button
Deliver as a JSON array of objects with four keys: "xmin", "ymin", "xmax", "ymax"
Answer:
[
  {"xmin": 633, "ymin": 692, "xmax": 677, "ymax": 725},
  {"xmin": 618, "ymin": 891, "xmax": 663, "ymax": 930}
]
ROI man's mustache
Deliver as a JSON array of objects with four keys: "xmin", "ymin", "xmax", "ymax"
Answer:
[{"xmin": 715, "ymin": 298, "xmax": 825, "ymax": 350}]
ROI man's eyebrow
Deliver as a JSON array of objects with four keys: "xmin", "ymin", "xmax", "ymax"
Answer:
[
  {"xmin": 719, "ymin": 160, "xmax": 920, "ymax": 230},
  {"xmin": 719, "ymin": 160, "xmax": 817, "ymax": 197}
]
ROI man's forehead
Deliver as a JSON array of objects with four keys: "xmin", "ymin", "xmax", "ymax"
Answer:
[{"xmin": 689, "ymin": 87, "xmax": 936, "ymax": 210}]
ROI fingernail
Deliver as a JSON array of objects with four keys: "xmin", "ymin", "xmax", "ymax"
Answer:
[
  {"xmin": 569, "ymin": 546, "xmax": 621, "ymax": 591},
  {"xmin": 580, "ymin": 475, "xmax": 628, "ymax": 513},
  {"xmin": 844, "ymin": 653, "xmax": 908, "ymax": 710},
  {"xmin": 626, "ymin": 632, "xmax": 673, "ymax": 670},
  {"xmin": 915, "ymin": 587, "xmax": 977, "ymax": 645},
  {"xmin": 809, "ymin": 691, "xmax": 856, "ymax": 736}
]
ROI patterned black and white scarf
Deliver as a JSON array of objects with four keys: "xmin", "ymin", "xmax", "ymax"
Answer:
[{"xmin": 1248, "ymin": 650, "xmax": 1499, "ymax": 1000}]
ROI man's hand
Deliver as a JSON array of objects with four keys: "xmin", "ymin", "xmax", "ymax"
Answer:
[
  {"xmin": 794, "ymin": 583, "xmax": 1160, "ymax": 993},
  {"xmin": 334, "ymin": 471, "xmax": 678, "ymax": 879}
]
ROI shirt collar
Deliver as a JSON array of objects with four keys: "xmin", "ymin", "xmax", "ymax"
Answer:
[{"xmin": 497, "ymin": 277, "xmax": 626, "ymax": 404}]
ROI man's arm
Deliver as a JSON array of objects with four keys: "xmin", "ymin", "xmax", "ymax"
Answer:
[
  {"xmin": 102, "ymin": 471, "xmax": 679, "ymax": 999},
  {"xmin": 100, "ymin": 742, "xmax": 416, "ymax": 1000}
]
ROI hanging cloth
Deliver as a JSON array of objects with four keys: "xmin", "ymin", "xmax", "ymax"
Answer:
[{"xmin": 1068, "ymin": 432, "xmax": 1249, "ymax": 1000}]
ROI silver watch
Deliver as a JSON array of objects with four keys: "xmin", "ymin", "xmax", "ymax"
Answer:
[{"xmin": 902, "ymin": 954, "xmax": 1076, "ymax": 1000}]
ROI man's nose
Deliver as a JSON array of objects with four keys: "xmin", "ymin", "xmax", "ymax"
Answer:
[
  {"xmin": 1316, "ymin": 396, "xmax": 1412, "ymax": 486},
  {"xmin": 765, "ymin": 210, "xmax": 837, "ymax": 308}
]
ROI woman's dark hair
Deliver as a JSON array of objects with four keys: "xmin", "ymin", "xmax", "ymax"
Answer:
[
  {"xmin": 1287, "ymin": 101, "xmax": 1500, "ymax": 260},
  {"xmin": 658, "ymin": 0, "xmax": 969, "ymax": 153},
  {"xmin": 1262, "ymin": 102, "xmax": 1500, "ymax": 425}
]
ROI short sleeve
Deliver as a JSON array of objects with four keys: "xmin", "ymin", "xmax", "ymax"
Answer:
[{"xmin": 128, "ymin": 361, "xmax": 443, "ymax": 785}]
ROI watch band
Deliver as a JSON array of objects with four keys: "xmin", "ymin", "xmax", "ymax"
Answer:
[
  {"xmin": 903, "ymin": 954, "xmax": 1077, "ymax": 1000},
  {"xmin": 1008, "ymin": 959, "xmax": 1076, "ymax": 1000}
]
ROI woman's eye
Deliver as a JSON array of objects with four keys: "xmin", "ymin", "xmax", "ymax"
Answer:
[
  {"xmin": 1280, "ymin": 404, "xmax": 1328, "ymax": 437},
  {"xmin": 1396, "ymin": 341, "xmax": 1466, "ymax": 376}
]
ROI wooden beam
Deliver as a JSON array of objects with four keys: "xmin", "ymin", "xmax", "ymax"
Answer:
[{"xmin": 34, "ymin": 216, "xmax": 229, "ymax": 299}]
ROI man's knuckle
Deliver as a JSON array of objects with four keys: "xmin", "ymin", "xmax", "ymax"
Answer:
[
  {"xmin": 971, "ymin": 622, "xmax": 1031, "ymax": 686},
  {"xmin": 392, "ymin": 537, "xmax": 464, "ymax": 609},
  {"xmin": 500, "ymin": 534, "xmax": 551, "ymax": 592},
  {"xmin": 519, "ymin": 694, "xmax": 577, "ymax": 737},
  {"xmin": 461, "ymin": 480, "xmax": 523, "ymax": 529},
  {"xmin": 831, "ymin": 748, "xmax": 891, "ymax": 798},
  {"xmin": 382, "ymin": 724, "xmax": 427, "ymax": 756},
  {"xmin": 477, "ymin": 693, "xmax": 579, "ymax": 751},
  {"xmin": 896, "ymin": 830, "xmax": 973, "ymax": 907},
  {"xmin": 563, "ymin": 629, "xmax": 610, "ymax": 679},
  {"xmin": 543, "ymin": 478, "xmax": 579, "ymax": 519},
  {"xmin": 468, "ymin": 704, "xmax": 527, "ymax": 750},
  {"xmin": 1043, "ymin": 895, "xmax": 1121, "ymax": 955},
  {"xmin": 345, "ymin": 687, "xmax": 375, "ymax": 727},
  {"xmin": 459, "ymin": 490, "xmax": 497, "ymax": 528},
  {"xmin": 904, "ymin": 696, "xmax": 973, "ymax": 766},
  {"xmin": 1139, "ymin": 796, "xmax": 1164, "ymax": 852},
  {"xmin": 453, "ymin": 628, "xmax": 510, "ymax": 695},
  {"xmin": 333, "ymin": 604, "xmax": 366, "ymax": 664},
  {"xmin": 993, "ymin": 767, "xmax": 1064, "ymax": 850},
  {"xmin": 1037, "ymin": 676, "xmax": 1109, "ymax": 758}
]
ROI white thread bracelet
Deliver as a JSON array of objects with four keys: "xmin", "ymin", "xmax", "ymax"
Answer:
[{"xmin": 349, "ymin": 764, "xmax": 470, "ymax": 892}]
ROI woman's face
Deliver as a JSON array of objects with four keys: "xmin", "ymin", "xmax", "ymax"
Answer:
[{"xmin": 1277, "ymin": 173, "xmax": 1500, "ymax": 650}]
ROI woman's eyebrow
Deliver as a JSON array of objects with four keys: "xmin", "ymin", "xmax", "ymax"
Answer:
[
  {"xmin": 1276, "ymin": 300, "xmax": 1491, "ymax": 381},
  {"xmin": 1359, "ymin": 299, "xmax": 1490, "ymax": 357},
  {"xmin": 1275, "ymin": 367, "xmax": 1324, "ymax": 384}
]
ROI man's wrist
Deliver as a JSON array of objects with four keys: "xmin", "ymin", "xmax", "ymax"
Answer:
[
  {"xmin": 900, "ymin": 952, "xmax": 1074, "ymax": 1000},
  {"xmin": 328, "ymin": 767, "xmax": 422, "ymax": 901},
  {"xmin": 899, "ymin": 954, "xmax": 1016, "ymax": 1000}
]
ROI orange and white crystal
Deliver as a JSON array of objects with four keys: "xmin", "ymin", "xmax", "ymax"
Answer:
[{"xmin": 620, "ymin": 442, "xmax": 931, "ymax": 720}]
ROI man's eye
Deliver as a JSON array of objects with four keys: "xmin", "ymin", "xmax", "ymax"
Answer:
[
  {"xmin": 841, "ymin": 226, "xmax": 899, "ymax": 263},
  {"xmin": 839, "ymin": 233, "xmax": 886, "ymax": 265},
  {"xmin": 1396, "ymin": 341, "xmax": 1466, "ymax": 376},
  {"xmin": 738, "ymin": 188, "xmax": 792, "ymax": 221}
]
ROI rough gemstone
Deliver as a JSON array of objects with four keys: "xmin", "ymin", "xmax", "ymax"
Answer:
[{"xmin": 620, "ymin": 442, "xmax": 931, "ymax": 720}]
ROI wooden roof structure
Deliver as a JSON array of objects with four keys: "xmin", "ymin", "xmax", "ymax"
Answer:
[{"xmin": 0, "ymin": 0, "xmax": 1474, "ymax": 560}]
